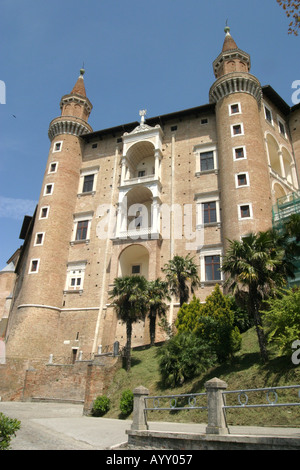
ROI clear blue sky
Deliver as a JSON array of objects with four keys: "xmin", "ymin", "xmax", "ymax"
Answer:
[{"xmin": 0, "ymin": 0, "xmax": 299, "ymax": 269}]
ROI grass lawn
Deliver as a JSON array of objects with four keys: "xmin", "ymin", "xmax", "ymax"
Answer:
[{"xmin": 103, "ymin": 327, "xmax": 300, "ymax": 427}]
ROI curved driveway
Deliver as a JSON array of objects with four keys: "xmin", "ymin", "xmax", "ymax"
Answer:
[{"xmin": 0, "ymin": 402, "xmax": 131, "ymax": 450}]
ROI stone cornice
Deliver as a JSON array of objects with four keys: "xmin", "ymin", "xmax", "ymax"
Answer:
[
  {"xmin": 48, "ymin": 116, "xmax": 93, "ymax": 141},
  {"xmin": 209, "ymin": 72, "xmax": 262, "ymax": 104},
  {"xmin": 60, "ymin": 93, "xmax": 93, "ymax": 114}
]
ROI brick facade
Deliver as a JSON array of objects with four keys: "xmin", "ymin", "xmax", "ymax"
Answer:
[{"xmin": 0, "ymin": 28, "xmax": 299, "ymax": 402}]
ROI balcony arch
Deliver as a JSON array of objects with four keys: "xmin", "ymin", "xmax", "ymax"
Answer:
[
  {"xmin": 266, "ymin": 133, "xmax": 281, "ymax": 176},
  {"xmin": 118, "ymin": 244, "xmax": 149, "ymax": 279},
  {"xmin": 281, "ymin": 146, "xmax": 295, "ymax": 186},
  {"xmin": 272, "ymin": 181, "xmax": 286, "ymax": 206},
  {"xmin": 121, "ymin": 140, "xmax": 162, "ymax": 186},
  {"xmin": 116, "ymin": 186, "xmax": 161, "ymax": 239}
]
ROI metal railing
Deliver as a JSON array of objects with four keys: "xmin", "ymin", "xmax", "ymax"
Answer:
[
  {"xmin": 136, "ymin": 383, "xmax": 300, "ymax": 433},
  {"xmin": 145, "ymin": 392, "xmax": 207, "ymax": 412},
  {"xmin": 223, "ymin": 384, "xmax": 300, "ymax": 409}
]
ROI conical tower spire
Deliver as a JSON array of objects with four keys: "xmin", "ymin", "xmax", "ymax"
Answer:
[
  {"xmin": 71, "ymin": 68, "xmax": 87, "ymax": 97},
  {"xmin": 222, "ymin": 25, "xmax": 238, "ymax": 52},
  {"xmin": 212, "ymin": 26, "xmax": 251, "ymax": 79}
]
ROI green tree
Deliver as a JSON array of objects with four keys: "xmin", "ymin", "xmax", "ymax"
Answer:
[
  {"xmin": 197, "ymin": 284, "xmax": 242, "ymax": 362},
  {"xmin": 146, "ymin": 278, "xmax": 170, "ymax": 346},
  {"xmin": 109, "ymin": 275, "xmax": 149, "ymax": 371},
  {"xmin": 263, "ymin": 287, "xmax": 300, "ymax": 356},
  {"xmin": 175, "ymin": 285, "xmax": 241, "ymax": 362},
  {"xmin": 162, "ymin": 254, "xmax": 200, "ymax": 307},
  {"xmin": 175, "ymin": 295, "xmax": 202, "ymax": 334},
  {"xmin": 222, "ymin": 231, "xmax": 288, "ymax": 363}
]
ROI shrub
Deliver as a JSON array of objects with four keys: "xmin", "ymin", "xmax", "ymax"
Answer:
[
  {"xmin": 91, "ymin": 395, "xmax": 111, "ymax": 417},
  {"xmin": 158, "ymin": 332, "xmax": 216, "ymax": 387},
  {"xmin": 0, "ymin": 412, "xmax": 21, "ymax": 450},
  {"xmin": 119, "ymin": 389, "xmax": 134, "ymax": 416},
  {"xmin": 263, "ymin": 288, "xmax": 300, "ymax": 356}
]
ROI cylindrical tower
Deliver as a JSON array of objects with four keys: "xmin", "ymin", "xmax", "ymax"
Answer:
[
  {"xmin": 6, "ymin": 70, "xmax": 93, "ymax": 358},
  {"xmin": 209, "ymin": 28, "xmax": 273, "ymax": 247}
]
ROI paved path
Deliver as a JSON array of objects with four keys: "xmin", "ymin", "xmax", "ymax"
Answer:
[{"xmin": 0, "ymin": 401, "xmax": 299, "ymax": 450}]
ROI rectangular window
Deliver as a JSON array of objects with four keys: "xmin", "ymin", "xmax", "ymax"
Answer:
[
  {"xmin": 231, "ymin": 124, "xmax": 243, "ymax": 136},
  {"xmin": 65, "ymin": 262, "xmax": 86, "ymax": 292},
  {"xmin": 29, "ymin": 259, "xmax": 39, "ymax": 273},
  {"xmin": 236, "ymin": 173, "xmax": 249, "ymax": 187},
  {"xmin": 40, "ymin": 206, "xmax": 49, "ymax": 219},
  {"xmin": 264, "ymin": 106, "xmax": 272, "ymax": 123},
  {"xmin": 205, "ymin": 255, "xmax": 221, "ymax": 281},
  {"xmin": 203, "ymin": 202, "xmax": 217, "ymax": 224},
  {"xmin": 82, "ymin": 174, "xmax": 94, "ymax": 193},
  {"xmin": 44, "ymin": 184, "xmax": 54, "ymax": 195},
  {"xmin": 138, "ymin": 170, "xmax": 146, "ymax": 177},
  {"xmin": 278, "ymin": 119, "xmax": 286, "ymax": 137},
  {"xmin": 76, "ymin": 220, "xmax": 89, "ymax": 240},
  {"xmin": 229, "ymin": 103, "xmax": 241, "ymax": 115},
  {"xmin": 49, "ymin": 162, "xmax": 57, "ymax": 173},
  {"xmin": 34, "ymin": 233, "xmax": 44, "ymax": 246},
  {"xmin": 53, "ymin": 141, "xmax": 62, "ymax": 152},
  {"xmin": 233, "ymin": 146, "xmax": 246, "ymax": 160},
  {"xmin": 132, "ymin": 265, "xmax": 141, "ymax": 274},
  {"xmin": 239, "ymin": 204, "xmax": 252, "ymax": 219},
  {"xmin": 200, "ymin": 151, "xmax": 214, "ymax": 171}
]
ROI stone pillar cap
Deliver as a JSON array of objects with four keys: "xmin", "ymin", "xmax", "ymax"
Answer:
[
  {"xmin": 133, "ymin": 385, "xmax": 149, "ymax": 395},
  {"xmin": 205, "ymin": 377, "xmax": 228, "ymax": 389}
]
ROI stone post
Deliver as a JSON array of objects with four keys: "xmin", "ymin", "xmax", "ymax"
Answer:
[
  {"xmin": 205, "ymin": 377, "xmax": 228, "ymax": 435},
  {"xmin": 131, "ymin": 386, "xmax": 149, "ymax": 431}
]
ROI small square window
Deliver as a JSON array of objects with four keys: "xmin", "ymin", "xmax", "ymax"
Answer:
[
  {"xmin": 138, "ymin": 170, "xmax": 146, "ymax": 177},
  {"xmin": 200, "ymin": 118, "xmax": 208, "ymax": 125},
  {"xmin": 230, "ymin": 103, "xmax": 240, "ymax": 115},
  {"xmin": 239, "ymin": 204, "xmax": 251, "ymax": 219},
  {"xmin": 234, "ymin": 147, "xmax": 246, "ymax": 160},
  {"xmin": 237, "ymin": 173, "xmax": 248, "ymax": 187},
  {"xmin": 232, "ymin": 124, "xmax": 243, "ymax": 136},
  {"xmin": 92, "ymin": 143, "xmax": 98, "ymax": 149},
  {"xmin": 132, "ymin": 265, "xmax": 141, "ymax": 274}
]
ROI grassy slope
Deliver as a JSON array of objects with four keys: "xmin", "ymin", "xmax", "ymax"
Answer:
[{"xmin": 104, "ymin": 327, "xmax": 300, "ymax": 427}]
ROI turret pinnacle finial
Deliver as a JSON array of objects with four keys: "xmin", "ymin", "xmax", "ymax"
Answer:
[{"xmin": 224, "ymin": 20, "xmax": 230, "ymax": 35}]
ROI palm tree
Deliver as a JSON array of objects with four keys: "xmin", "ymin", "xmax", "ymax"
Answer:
[
  {"xmin": 109, "ymin": 275, "xmax": 148, "ymax": 371},
  {"xmin": 222, "ymin": 231, "xmax": 288, "ymax": 363},
  {"xmin": 162, "ymin": 254, "xmax": 200, "ymax": 307},
  {"xmin": 146, "ymin": 279, "xmax": 170, "ymax": 346}
]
